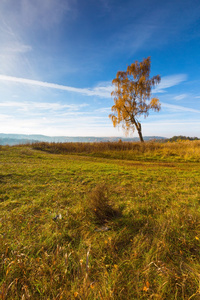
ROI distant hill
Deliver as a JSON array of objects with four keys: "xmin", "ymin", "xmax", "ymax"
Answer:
[{"xmin": 0, "ymin": 133, "xmax": 166, "ymax": 145}]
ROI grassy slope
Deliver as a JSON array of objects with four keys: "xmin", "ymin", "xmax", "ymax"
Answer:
[{"xmin": 0, "ymin": 144, "xmax": 200, "ymax": 299}]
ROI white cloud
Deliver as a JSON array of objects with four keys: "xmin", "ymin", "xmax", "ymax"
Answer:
[
  {"xmin": 161, "ymin": 102, "xmax": 200, "ymax": 113},
  {"xmin": 0, "ymin": 100, "xmax": 88, "ymax": 111},
  {"xmin": 95, "ymin": 107, "xmax": 112, "ymax": 113},
  {"xmin": 173, "ymin": 94, "xmax": 187, "ymax": 101},
  {"xmin": 154, "ymin": 74, "xmax": 187, "ymax": 93},
  {"xmin": 0, "ymin": 74, "xmax": 112, "ymax": 98},
  {"xmin": 0, "ymin": 112, "xmax": 114, "ymax": 136},
  {"xmin": 0, "ymin": 73, "xmax": 188, "ymax": 99}
]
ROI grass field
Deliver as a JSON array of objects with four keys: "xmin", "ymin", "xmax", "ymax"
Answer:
[{"xmin": 0, "ymin": 141, "xmax": 200, "ymax": 299}]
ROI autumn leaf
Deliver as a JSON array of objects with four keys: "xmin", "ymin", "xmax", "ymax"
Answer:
[{"xmin": 143, "ymin": 281, "xmax": 150, "ymax": 292}]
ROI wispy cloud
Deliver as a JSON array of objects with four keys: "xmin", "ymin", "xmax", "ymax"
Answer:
[
  {"xmin": 0, "ymin": 44, "xmax": 32, "ymax": 54},
  {"xmin": 161, "ymin": 102, "xmax": 200, "ymax": 114},
  {"xmin": 0, "ymin": 100, "xmax": 88, "ymax": 112},
  {"xmin": 95, "ymin": 107, "xmax": 111, "ymax": 113},
  {"xmin": 0, "ymin": 74, "xmax": 112, "ymax": 98},
  {"xmin": 0, "ymin": 73, "xmax": 188, "ymax": 99},
  {"xmin": 173, "ymin": 94, "xmax": 187, "ymax": 101},
  {"xmin": 0, "ymin": 0, "xmax": 75, "ymax": 30},
  {"xmin": 154, "ymin": 74, "xmax": 187, "ymax": 93}
]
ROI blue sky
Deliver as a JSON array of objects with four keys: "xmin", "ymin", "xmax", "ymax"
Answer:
[{"xmin": 0, "ymin": 0, "xmax": 200, "ymax": 138}]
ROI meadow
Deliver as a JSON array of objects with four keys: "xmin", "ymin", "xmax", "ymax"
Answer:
[{"xmin": 0, "ymin": 140, "xmax": 200, "ymax": 299}]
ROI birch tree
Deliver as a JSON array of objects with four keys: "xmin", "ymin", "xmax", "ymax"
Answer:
[{"xmin": 109, "ymin": 57, "xmax": 161, "ymax": 142}]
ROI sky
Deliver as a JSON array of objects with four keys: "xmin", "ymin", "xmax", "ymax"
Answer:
[{"xmin": 0, "ymin": 0, "xmax": 200, "ymax": 138}]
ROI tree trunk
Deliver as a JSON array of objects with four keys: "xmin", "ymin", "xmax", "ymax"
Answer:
[
  {"xmin": 134, "ymin": 120, "xmax": 144, "ymax": 142},
  {"xmin": 137, "ymin": 128, "xmax": 144, "ymax": 142}
]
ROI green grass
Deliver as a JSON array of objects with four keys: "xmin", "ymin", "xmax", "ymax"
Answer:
[{"xmin": 0, "ymin": 143, "xmax": 200, "ymax": 299}]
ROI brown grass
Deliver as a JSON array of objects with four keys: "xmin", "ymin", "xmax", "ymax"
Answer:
[
  {"xmin": 32, "ymin": 140, "xmax": 200, "ymax": 162},
  {"xmin": 87, "ymin": 184, "xmax": 121, "ymax": 225}
]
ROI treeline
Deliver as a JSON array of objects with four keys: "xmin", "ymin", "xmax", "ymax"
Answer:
[{"xmin": 165, "ymin": 135, "xmax": 200, "ymax": 142}]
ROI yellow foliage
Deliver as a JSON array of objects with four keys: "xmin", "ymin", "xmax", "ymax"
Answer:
[
  {"xmin": 109, "ymin": 57, "xmax": 161, "ymax": 142},
  {"xmin": 150, "ymin": 97, "xmax": 161, "ymax": 111}
]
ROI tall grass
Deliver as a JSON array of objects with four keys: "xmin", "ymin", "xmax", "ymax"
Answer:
[{"xmin": 32, "ymin": 140, "xmax": 200, "ymax": 162}]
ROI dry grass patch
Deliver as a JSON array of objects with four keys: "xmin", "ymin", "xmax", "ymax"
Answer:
[{"xmin": 87, "ymin": 184, "xmax": 121, "ymax": 225}]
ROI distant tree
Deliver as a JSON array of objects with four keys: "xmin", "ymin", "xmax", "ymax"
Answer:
[
  {"xmin": 167, "ymin": 135, "xmax": 200, "ymax": 142},
  {"xmin": 109, "ymin": 57, "xmax": 161, "ymax": 142}
]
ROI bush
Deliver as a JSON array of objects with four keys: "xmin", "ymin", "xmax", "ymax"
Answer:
[{"xmin": 87, "ymin": 184, "xmax": 120, "ymax": 224}]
